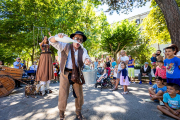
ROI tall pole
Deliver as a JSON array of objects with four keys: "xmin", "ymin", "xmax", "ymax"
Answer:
[
  {"xmin": 158, "ymin": 43, "xmax": 160, "ymax": 50},
  {"xmin": 33, "ymin": 26, "xmax": 35, "ymax": 64}
]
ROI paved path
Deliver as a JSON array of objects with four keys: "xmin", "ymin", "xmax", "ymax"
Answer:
[{"xmin": 0, "ymin": 83, "xmax": 174, "ymax": 120}]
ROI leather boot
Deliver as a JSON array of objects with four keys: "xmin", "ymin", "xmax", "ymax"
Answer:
[
  {"xmin": 59, "ymin": 110, "xmax": 65, "ymax": 120},
  {"xmin": 76, "ymin": 110, "xmax": 85, "ymax": 120}
]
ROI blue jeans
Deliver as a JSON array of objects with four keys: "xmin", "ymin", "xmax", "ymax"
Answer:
[{"xmin": 138, "ymin": 73, "xmax": 152, "ymax": 81}]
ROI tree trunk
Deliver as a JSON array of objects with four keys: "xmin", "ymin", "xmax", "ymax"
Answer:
[
  {"xmin": 50, "ymin": 47, "xmax": 55, "ymax": 62},
  {"xmin": 113, "ymin": 53, "xmax": 117, "ymax": 61},
  {"xmin": 155, "ymin": 0, "xmax": 180, "ymax": 49},
  {"xmin": 31, "ymin": 48, "xmax": 34, "ymax": 65}
]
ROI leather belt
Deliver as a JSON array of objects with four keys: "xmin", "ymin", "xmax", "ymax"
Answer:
[{"xmin": 65, "ymin": 68, "xmax": 72, "ymax": 73}]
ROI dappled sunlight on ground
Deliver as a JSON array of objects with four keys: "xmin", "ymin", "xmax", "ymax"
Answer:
[
  {"xmin": 94, "ymin": 105, "xmax": 126, "ymax": 113},
  {"xmin": 0, "ymin": 82, "xmax": 174, "ymax": 120}
]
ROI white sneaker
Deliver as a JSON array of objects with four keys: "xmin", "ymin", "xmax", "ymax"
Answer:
[
  {"xmin": 160, "ymin": 101, "xmax": 164, "ymax": 106},
  {"xmin": 144, "ymin": 99, "xmax": 154, "ymax": 102},
  {"xmin": 41, "ymin": 84, "xmax": 46, "ymax": 96}
]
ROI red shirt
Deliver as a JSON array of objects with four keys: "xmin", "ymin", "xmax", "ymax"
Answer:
[
  {"xmin": 155, "ymin": 66, "xmax": 166, "ymax": 79},
  {"xmin": 106, "ymin": 67, "xmax": 111, "ymax": 77}
]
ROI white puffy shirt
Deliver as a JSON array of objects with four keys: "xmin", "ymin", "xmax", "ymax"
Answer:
[{"xmin": 49, "ymin": 35, "xmax": 90, "ymax": 69}]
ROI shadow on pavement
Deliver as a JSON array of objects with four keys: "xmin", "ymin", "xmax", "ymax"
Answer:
[{"xmin": 0, "ymin": 83, "xmax": 174, "ymax": 120}]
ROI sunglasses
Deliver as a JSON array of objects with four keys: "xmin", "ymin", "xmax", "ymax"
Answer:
[
  {"xmin": 18, "ymin": 59, "xmax": 21, "ymax": 60},
  {"xmin": 74, "ymin": 37, "xmax": 83, "ymax": 42}
]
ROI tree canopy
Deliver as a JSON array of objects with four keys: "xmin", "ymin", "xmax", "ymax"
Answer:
[
  {"xmin": 99, "ymin": 0, "xmax": 180, "ymax": 49},
  {"xmin": 141, "ymin": 0, "xmax": 180, "ymax": 45},
  {"xmin": 99, "ymin": 0, "xmax": 150, "ymax": 14},
  {"xmin": 101, "ymin": 19, "xmax": 139, "ymax": 60},
  {"xmin": 0, "ymin": 0, "xmax": 107, "ymax": 65}
]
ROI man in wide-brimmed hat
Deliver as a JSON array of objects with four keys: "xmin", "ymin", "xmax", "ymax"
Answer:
[{"xmin": 49, "ymin": 31, "xmax": 91, "ymax": 120}]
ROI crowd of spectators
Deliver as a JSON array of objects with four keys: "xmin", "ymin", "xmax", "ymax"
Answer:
[
  {"xmin": 93, "ymin": 44, "xmax": 180, "ymax": 119},
  {"xmin": 1, "ymin": 43, "xmax": 180, "ymax": 119}
]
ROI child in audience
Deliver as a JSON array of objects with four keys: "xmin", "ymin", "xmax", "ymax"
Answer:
[
  {"xmin": 151, "ymin": 53, "xmax": 157, "ymax": 63},
  {"xmin": 157, "ymin": 83, "xmax": 180, "ymax": 120},
  {"xmin": 155, "ymin": 60, "xmax": 167, "ymax": 85},
  {"xmin": 151, "ymin": 53, "xmax": 157, "ymax": 74},
  {"xmin": 96, "ymin": 69, "xmax": 108, "ymax": 82},
  {"xmin": 164, "ymin": 47, "xmax": 180, "ymax": 86},
  {"xmin": 53, "ymin": 64, "xmax": 58, "ymax": 82},
  {"xmin": 111, "ymin": 65, "xmax": 118, "ymax": 86},
  {"xmin": 148, "ymin": 77, "xmax": 167, "ymax": 103},
  {"xmin": 120, "ymin": 62, "xmax": 129, "ymax": 94}
]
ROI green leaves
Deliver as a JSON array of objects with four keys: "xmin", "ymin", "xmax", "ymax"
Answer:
[
  {"xmin": 101, "ymin": 19, "xmax": 140, "ymax": 59},
  {"xmin": 0, "ymin": 0, "xmax": 109, "ymax": 64},
  {"xmin": 141, "ymin": 0, "xmax": 173, "ymax": 44},
  {"xmin": 126, "ymin": 41, "xmax": 156, "ymax": 64},
  {"xmin": 97, "ymin": 0, "xmax": 151, "ymax": 14}
]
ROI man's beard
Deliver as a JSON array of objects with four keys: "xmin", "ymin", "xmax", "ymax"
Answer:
[{"xmin": 156, "ymin": 54, "xmax": 160, "ymax": 56}]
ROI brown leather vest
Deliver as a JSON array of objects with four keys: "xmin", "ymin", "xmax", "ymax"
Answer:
[{"xmin": 60, "ymin": 43, "xmax": 84, "ymax": 74}]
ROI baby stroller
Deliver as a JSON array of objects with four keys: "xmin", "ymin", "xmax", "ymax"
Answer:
[{"xmin": 95, "ymin": 67, "xmax": 113, "ymax": 90}]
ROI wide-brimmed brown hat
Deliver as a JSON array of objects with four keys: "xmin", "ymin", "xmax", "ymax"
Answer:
[{"xmin": 70, "ymin": 31, "xmax": 87, "ymax": 42}]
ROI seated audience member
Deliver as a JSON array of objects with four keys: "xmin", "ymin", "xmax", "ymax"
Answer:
[
  {"xmin": 155, "ymin": 60, "xmax": 166, "ymax": 84},
  {"xmin": 96, "ymin": 69, "xmax": 108, "ymax": 82},
  {"xmin": 29, "ymin": 61, "xmax": 38, "ymax": 71},
  {"xmin": 13, "ymin": 57, "xmax": 23, "ymax": 69},
  {"xmin": 138, "ymin": 62, "xmax": 152, "ymax": 85},
  {"xmin": 13, "ymin": 57, "xmax": 23, "ymax": 88},
  {"xmin": 148, "ymin": 77, "xmax": 167, "ymax": 102},
  {"xmin": 157, "ymin": 83, "xmax": 180, "ymax": 120}
]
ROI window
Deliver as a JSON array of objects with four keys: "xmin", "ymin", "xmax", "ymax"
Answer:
[{"xmin": 136, "ymin": 19, "xmax": 140, "ymax": 25}]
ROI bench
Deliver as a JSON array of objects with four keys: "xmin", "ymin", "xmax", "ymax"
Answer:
[{"xmin": 134, "ymin": 69, "xmax": 155, "ymax": 83}]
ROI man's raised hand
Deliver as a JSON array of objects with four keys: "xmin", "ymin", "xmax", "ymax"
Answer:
[
  {"xmin": 58, "ymin": 33, "xmax": 68, "ymax": 38},
  {"xmin": 48, "ymin": 32, "xmax": 51, "ymax": 37}
]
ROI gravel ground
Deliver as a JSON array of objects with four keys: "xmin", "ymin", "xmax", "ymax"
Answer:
[{"xmin": 0, "ymin": 82, "xmax": 174, "ymax": 120}]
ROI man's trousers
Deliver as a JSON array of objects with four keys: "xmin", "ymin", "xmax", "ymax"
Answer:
[
  {"xmin": 138, "ymin": 73, "xmax": 152, "ymax": 81},
  {"xmin": 58, "ymin": 71, "xmax": 84, "ymax": 113}
]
